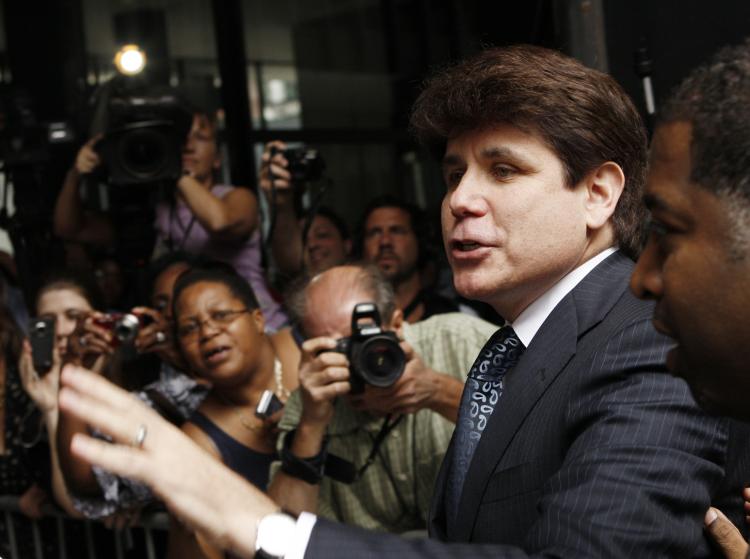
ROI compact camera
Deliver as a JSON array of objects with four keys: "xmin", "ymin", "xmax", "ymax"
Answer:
[
  {"xmin": 273, "ymin": 145, "xmax": 325, "ymax": 184},
  {"xmin": 331, "ymin": 302, "xmax": 406, "ymax": 393},
  {"xmin": 28, "ymin": 316, "xmax": 55, "ymax": 374},
  {"xmin": 93, "ymin": 312, "xmax": 151, "ymax": 345}
]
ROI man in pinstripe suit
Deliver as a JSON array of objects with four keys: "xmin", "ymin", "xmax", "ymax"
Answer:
[
  {"xmin": 55, "ymin": 44, "xmax": 750, "ymax": 559},
  {"xmin": 630, "ymin": 40, "xmax": 750, "ymax": 559}
]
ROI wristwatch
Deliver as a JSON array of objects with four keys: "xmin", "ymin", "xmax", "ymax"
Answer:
[{"xmin": 255, "ymin": 511, "xmax": 298, "ymax": 559}]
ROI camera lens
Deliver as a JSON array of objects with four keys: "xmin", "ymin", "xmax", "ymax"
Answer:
[
  {"xmin": 118, "ymin": 128, "xmax": 168, "ymax": 179},
  {"xmin": 354, "ymin": 336, "xmax": 405, "ymax": 388},
  {"xmin": 114, "ymin": 314, "xmax": 140, "ymax": 343}
]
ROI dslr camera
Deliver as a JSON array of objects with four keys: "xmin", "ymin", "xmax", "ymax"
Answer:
[
  {"xmin": 96, "ymin": 89, "xmax": 193, "ymax": 187},
  {"xmin": 332, "ymin": 302, "xmax": 405, "ymax": 393}
]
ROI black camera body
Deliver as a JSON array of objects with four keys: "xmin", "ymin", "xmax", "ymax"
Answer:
[
  {"xmin": 280, "ymin": 146, "xmax": 325, "ymax": 184},
  {"xmin": 97, "ymin": 92, "xmax": 193, "ymax": 187},
  {"xmin": 332, "ymin": 302, "xmax": 405, "ymax": 393}
]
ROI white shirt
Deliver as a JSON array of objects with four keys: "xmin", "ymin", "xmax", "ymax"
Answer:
[{"xmin": 285, "ymin": 247, "xmax": 619, "ymax": 558}]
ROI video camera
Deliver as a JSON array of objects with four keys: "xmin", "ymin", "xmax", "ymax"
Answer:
[
  {"xmin": 96, "ymin": 90, "xmax": 193, "ymax": 187},
  {"xmin": 331, "ymin": 302, "xmax": 405, "ymax": 393}
]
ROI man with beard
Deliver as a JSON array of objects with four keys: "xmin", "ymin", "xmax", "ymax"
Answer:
[{"xmin": 359, "ymin": 196, "xmax": 458, "ymax": 323}]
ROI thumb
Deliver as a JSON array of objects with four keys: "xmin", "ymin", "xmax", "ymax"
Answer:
[{"xmin": 705, "ymin": 507, "xmax": 750, "ymax": 559}]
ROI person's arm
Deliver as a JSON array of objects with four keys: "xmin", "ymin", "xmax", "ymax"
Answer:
[
  {"xmin": 18, "ymin": 343, "xmax": 83, "ymax": 516},
  {"xmin": 258, "ymin": 141, "xmax": 305, "ymax": 275},
  {"xmin": 57, "ymin": 365, "xmax": 532, "ymax": 558},
  {"xmin": 349, "ymin": 341, "xmax": 463, "ymax": 422},
  {"xmin": 53, "ymin": 136, "xmax": 115, "ymax": 246},
  {"xmin": 166, "ymin": 421, "xmax": 224, "ymax": 559},
  {"xmin": 176, "ymin": 177, "xmax": 258, "ymax": 241},
  {"xmin": 266, "ymin": 338, "xmax": 350, "ymax": 515}
]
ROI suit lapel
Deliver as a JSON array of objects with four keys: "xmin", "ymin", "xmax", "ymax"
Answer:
[{"xmin": 450, "ymin": 251, "xmax": 634, "ymax": 541}]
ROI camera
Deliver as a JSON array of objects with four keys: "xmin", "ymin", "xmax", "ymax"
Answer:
[
  {"xmin": 28, "ymin": 316, "xmax": 55, "ymax": 374},
  {"xmin": 97, "ymin": 90, "xmax": 193, "ymax": 187},
  {"xmin": 273, "ymin": 146, "xmax": 325, "ymax": 184},
  {"xmin": 255, "ymin": 390, "xmax": 284, "ymax": 419},
  {"xmin": 331, "ymin": 302, "xmax": 405, "ymax": 393},
  {"xmin": 93, "ymin": 312, "xmax": 151, "ymax": 345}
]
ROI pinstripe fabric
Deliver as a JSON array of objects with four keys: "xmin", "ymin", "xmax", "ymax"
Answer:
[{"xmin": 305, "ymin": 251, "xmax": 750, "ymax": 558}]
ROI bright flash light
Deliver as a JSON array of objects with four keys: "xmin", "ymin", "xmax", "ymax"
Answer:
[{"xmin": 114, "ymin": 44, "xmax": 147, "ymax": 76}]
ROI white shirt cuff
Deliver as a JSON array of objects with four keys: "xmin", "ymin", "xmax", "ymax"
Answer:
[{"xmin": 285, "ymin": 511, "xmax": 317, "ymax": 559}]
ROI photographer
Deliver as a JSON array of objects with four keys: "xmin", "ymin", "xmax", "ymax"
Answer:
[
  {"xmin": 54, "ymin": 111, "xmax": 288, "ymax": 331},
  {"xmin": 266, "ymin": 264, "xmax": 496, "ymax": 532},
  {"xmin": 260, "ymin": 141, "xmax": 351, "ymax": 277}
]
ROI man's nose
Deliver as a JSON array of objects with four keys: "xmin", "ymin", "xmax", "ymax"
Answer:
[
  {"xmin": 447, "ymin": 172, "xmax": 487, "ymax": 218},
  {"xmin": 630, "ymin": 239, "xmax": 663, "ymax": 300}
]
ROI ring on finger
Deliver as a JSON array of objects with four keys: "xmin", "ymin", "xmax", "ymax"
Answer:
[
  {"xmin": 132, "ymin": 424, "xmax": 148, "ymax": 448},
  {"xmin": 154, "ymin": 331, "xmax": 166, "ymax": 344},
  {"xmin": 79, "ymin": 336, "xmax": 87, "ymax": 346}
]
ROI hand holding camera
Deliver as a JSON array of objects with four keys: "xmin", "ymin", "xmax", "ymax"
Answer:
[
  {"xmin": 298, "ymin": 336, "xmax": 351, "ymax": 429},
  {"xmin": 19, "ymin": 338, "xmax": 62, "ymax": 414}
]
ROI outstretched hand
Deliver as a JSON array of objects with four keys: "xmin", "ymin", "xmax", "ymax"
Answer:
[
  {"xmin": 705, "ymin": 507, "xmax": 749, "ymax": 559},
  {"xmin": 58, "ymin": 365, "xmax": 277, "ymax": 557}
]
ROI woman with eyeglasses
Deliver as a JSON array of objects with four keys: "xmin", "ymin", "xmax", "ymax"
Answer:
[{"xmin": 167, "ymin": 267, "xmax": 297, "ymax": 559}]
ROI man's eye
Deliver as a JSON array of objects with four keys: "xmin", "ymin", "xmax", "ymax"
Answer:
[
  {"xmin": 647, "ymin": 220, "xmax": 669, "ymax": 239},
  {"xmin": 444, "ymin": 170, "xmax": 464, "ymax": 186},
  {"xmin": 493, "ymin": 165, "xmax": 515, "ymax": 180},
  {"xmin": 212, "ymin": 310, "xmax": 233, "ymax": 321}
]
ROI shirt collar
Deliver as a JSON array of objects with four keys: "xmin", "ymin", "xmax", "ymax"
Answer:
[{"xmin": 512, "ymin": 247, "xmax": 618, "ymax": 347}]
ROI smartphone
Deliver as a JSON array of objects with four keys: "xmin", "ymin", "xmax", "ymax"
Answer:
[
  {"xmin": 255, "ymin": 390, "xmax": 284, "ymax": 419},
  {"xmin": 28, "ymin": 317, "xmax": 55, "ymax": 374}
]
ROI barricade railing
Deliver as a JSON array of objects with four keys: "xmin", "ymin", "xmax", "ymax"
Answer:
[{"xmin": 0, "ymin": 495, "xmax": 169, "ymax": 559}]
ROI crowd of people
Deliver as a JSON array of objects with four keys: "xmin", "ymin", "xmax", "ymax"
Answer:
[{"xmin": 2, "ymin": 36, "xmax": 750, "ymax": 559}]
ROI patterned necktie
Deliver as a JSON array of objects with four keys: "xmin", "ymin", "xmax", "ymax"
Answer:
[{"xmin": 446, "ymin": 325, "xmax": 525, "ymax": 521}]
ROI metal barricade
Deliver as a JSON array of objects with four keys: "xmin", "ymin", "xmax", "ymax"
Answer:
[{"xmin": 0, "ymin": 495, "xmax": 169, "ymax": 559}]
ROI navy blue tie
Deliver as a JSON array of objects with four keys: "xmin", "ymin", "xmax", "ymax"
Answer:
[{"xmin": 446, "ymin": 325, "xmax": 525, "ymax": 521}]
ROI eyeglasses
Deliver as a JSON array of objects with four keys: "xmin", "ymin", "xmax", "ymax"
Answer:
[{"xmin": 176, "ymin": 309, "xmax": 251, "ymax": 340}]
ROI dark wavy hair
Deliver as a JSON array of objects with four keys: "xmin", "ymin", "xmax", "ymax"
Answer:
[
  {"xmin": 410, "ymin": 44, "xmax": 648, "ymax": 259},
  {"xmin": 0, "ymin": 305, "xmax": 22, "ymax": 366}
]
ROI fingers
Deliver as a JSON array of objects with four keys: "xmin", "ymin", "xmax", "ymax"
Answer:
[
  {"xmin": 705, "ymin": 507, "xmax": 750, "ymax": 559},
  {"xmin": 59, "ymin": 366, "xmax": 158, "ymax": 443},
  {"xmin": 69, "ymin": 433, "xmax": 152, "ymax": 488},
  {"xmin": 259, "ymin": 141, "xmax": 292, "ymax": 192}
]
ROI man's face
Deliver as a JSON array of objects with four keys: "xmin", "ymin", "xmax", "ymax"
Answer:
[
  {"xmin": 362, "ymin": 207, "xmax": 419, "ymax": 284},
  {"xmin": 441, "ymin": 125, "xmax": 590, "ymax": 320},
  {"xmin": 630, "ymin": 121, "xmax": 750, "ymax": 420},
  {"xmin": 304, "ymin": 215, "xmax": 351, "ymax": 275},
  {"xmin": 182, "ymin": 114, "xmax": 220, "ymax": 181}
]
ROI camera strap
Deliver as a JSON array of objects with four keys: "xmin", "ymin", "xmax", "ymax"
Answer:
[{"xmin": 325, "ymin": 413, "xmax": 404, "ymax": 484}]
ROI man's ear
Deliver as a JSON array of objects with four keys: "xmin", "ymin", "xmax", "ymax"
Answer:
[
  {"xmin": 583, "ymin": 161, "xmax": 625, "ymax": 231},
  {"xmin": 390, "ymin": 308, "xmax": 404, "ymax": 337}
]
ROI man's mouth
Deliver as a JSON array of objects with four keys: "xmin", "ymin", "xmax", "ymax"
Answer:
[{"xmin": 453, "ymin": 241, "xmax": 482, "ymax": 251}]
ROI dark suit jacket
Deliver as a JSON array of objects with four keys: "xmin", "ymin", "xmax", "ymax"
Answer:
[{"xmin": 306, "ymin": 252, "xmax": 750, "ymax": 558}]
